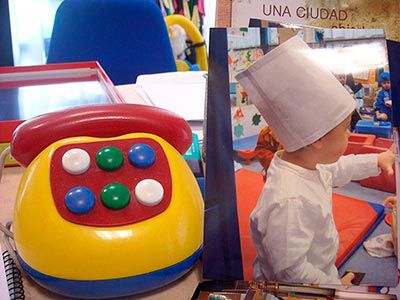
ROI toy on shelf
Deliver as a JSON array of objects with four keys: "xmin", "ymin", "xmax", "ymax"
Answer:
[
  {"xmin": 165, "ymin": 14, "xmax": 208, "ymax": 72},
  {"xmin": 358, "ymin": 138, "xmax": 396, "ymax": 193},
  {"xmin": 10, "ymin": 104, "xmax": 204, "ymax": 299},
  {"xmin": 355, "ymin": 120, "xmax": 392, "ymax": 138}
]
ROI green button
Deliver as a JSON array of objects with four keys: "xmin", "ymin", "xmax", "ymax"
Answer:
[
  {"xmin": 101, "ymin": 183, "xmax": 130, "ymax": 209},
  {"xmin": 96, "ymin": 146, "xmax": 123, "ymax": 171}
]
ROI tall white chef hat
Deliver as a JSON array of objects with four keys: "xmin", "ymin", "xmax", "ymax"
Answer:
[{"xmin": 236, "ymin": 35, "xmax": 355, "ymax": 152}]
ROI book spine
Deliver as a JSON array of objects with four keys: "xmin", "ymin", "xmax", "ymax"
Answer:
[{"xmin": 2, "ymin": 251, "xmax": 24, "ymax": 300}]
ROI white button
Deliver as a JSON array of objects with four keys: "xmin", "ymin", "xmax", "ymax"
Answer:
[
  {"xmin": 135, "ymin": 179, "xmax": 164, "ymax": 206},
  {"xmin": 62, "ymin": 148, "xmax": 91, "ymax": 175}
]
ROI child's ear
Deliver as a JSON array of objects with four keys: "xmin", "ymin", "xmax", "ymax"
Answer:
[{"xmin": 310, "ymin": 139, "xmax": 323, "ymax": 150}]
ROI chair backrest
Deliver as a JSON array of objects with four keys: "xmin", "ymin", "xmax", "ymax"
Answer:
[{"xmin": 47, "ymin": 0, "xmax": 177, "ymax": 85}]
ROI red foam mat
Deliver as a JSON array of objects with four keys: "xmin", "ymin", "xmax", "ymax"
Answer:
[{"xmin": 235, "ymin": 168, "xmax": 382, "ymax": 280}]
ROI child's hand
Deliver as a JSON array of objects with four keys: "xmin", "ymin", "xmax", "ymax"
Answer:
[
  {"xmin": 378, "ymin": 149, "xmax": 395, "ymax": 176},
  {"xmin": 341, "ymin": 272, "xmax": 355, "ymax": 285},
  {"xmin": 384, "ymin": 195, "xmax": 397, "ymax": 209}
]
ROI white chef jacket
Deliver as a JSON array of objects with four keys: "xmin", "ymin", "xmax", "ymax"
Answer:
[{"xmin": 250, "ymin": 152, "xmax": 380, "ymax": 284}]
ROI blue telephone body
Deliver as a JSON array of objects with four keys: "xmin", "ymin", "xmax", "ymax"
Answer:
[{"xmin": 10, "ymin": 104, "xmax": 204, "ymax": 299}]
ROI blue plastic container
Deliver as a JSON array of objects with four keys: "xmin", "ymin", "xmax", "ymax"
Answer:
[{"xmin": 355, "ymin": 120, "xmax": 392, "ymax": 138}]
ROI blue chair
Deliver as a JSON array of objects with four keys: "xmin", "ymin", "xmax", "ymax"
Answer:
[{"xmin": 47, "ymin": 0, "xmax": 177, "ymax": 85}]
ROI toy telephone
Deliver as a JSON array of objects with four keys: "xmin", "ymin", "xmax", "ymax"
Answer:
[{"xmin": 10, "ymin": 104, "xmax": 204, "ymax": 299}]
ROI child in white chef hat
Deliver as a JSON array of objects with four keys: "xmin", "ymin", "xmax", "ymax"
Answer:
[{"xmin": 236, "ymin": 36, "xmax": 394, "ymax": 285}]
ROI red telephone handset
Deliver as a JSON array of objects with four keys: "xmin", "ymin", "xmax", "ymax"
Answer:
[{"xmin": 11, "ymin": 103, "xmax": 192, "ymax": 167}]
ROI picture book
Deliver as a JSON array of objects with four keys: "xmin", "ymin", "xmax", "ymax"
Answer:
[{"xmin": 203, "ymin": 26, "xmax": 398, "ymax": 292}]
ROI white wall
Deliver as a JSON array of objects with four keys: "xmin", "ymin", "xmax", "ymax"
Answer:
[{"xmin": 203, "ymin": 0, "xmax": 216, "ymax": 53}]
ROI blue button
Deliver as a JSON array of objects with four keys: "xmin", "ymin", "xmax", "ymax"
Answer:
[
  {"xmin": 65, "ymin": 187, "xmax": 95, "ymax": 214},
  {"xmin": 128, "ymin": 144, "xmax": 155, "ymax": 168}
]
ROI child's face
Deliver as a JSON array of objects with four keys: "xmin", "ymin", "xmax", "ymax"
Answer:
[
  {"xmin": 318, "ymin": 114, "xmax": 351, "ymax": 164},
  {"xmin": 382, "ymin": 80, "xmax": 391, "ymax": 90}
]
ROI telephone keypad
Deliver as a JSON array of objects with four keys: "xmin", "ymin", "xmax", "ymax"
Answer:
[{"xmin": 51, "ymin": 138, "xmax": 172, "ymax": 227}]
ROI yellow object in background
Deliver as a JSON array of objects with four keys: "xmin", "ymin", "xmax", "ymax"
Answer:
[
  {"xmin": 176, "ymin": 59, "xmax": 191, "ymax": 71},
  {"xmin": 165, "ymin": 14, "xmax": 208, "ymax": 71}
]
